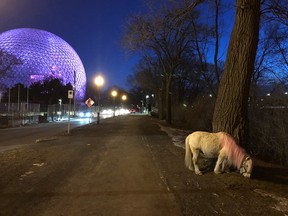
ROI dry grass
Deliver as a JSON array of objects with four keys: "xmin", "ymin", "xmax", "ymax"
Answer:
[
  {"xmin": 249, "ymin": 107, "xmax": 288, "ymax": 165},
  {"xmin": 172, "ymin": 97, "xmax": 288, "ymax": 166}
]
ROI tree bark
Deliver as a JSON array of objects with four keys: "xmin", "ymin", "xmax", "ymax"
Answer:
[
  {"xmin": 212, "ymin": 0, "xmax": 260, "ymax": 148},
  {"xmin": 165, "ymin": 74, "xmax": 172, "ymax": 124},
  {"xmin": 158, "ymin": 87, "xmax": 165, "ymax": 120}
]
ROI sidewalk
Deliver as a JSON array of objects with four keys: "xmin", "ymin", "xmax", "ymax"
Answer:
[{"xmin": 39, "ymin": 115, "xmax": 183, "ymax": 215}]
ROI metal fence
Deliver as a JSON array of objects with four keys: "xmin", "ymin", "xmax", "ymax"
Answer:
[
  {"xmin": 0, "ymin": 102, "xmax": 41, "ymax": 127},
  {"xmin": 47, "ymin": 104, "xmax": 97, "ymax": 121},
  {"xmin": 0, "ymin": 102, "xmax": 99, "ymax": 127}
]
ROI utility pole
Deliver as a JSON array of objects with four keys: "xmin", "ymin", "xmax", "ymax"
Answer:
[
  {"xmin": 73, "ymin": 71, "xmax": 76, "ymax": 117},
  {"xmin": 68, "ymin": 90, "xmax": 73, "ymax": 134}
]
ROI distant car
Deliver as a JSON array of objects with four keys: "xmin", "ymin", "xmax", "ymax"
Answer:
[
  {"xmin": 129, "ymin": 109, "xmax": 136, "ymax": 113},
  {"xmin": 79, "ymin": 112, "xmax": 93, "ymax": 118}
]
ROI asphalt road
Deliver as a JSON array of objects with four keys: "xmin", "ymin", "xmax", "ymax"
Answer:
[
  {"xmin": 0, "ymin": 115, "xmax": 287, "ymax": 215},
  {"xmin": 0, "ymin": 117, "xmax": 94, "ymax": 152}
]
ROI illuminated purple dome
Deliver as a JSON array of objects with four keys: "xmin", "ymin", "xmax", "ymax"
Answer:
[{"xmin": 0, "ymin": 28, "xmax": 86, "ymax": 100}]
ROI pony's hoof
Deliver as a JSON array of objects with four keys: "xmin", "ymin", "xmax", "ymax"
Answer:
[
  {"xmin": 195, "ymin": 171, "xmax": 203, "ymax": 175},
  {"xmin": 214, "ymin": 170, "xmax": 221, "ymax": 174},
  {"xmin": 243, "ymin": 173, "xmax": 251, "ymax": 178}
]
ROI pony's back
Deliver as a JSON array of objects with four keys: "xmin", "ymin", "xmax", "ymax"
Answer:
[{"xmin": 187, "ymin": 131, "xmax": 222, "ymax": 158}]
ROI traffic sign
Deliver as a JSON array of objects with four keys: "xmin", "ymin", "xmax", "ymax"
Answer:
[
  {"xmin": 68, "ymin": 90, "xmax": 74, "ymax": 99},
  {"xmin": 85, "ymin": 98, "xmax": 94, "ymax": 107}
]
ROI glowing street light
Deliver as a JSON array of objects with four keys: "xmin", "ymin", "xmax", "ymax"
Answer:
[
  {"xmin": 111, "ymin": 90, "xmax": 118, "ymax": 117},
  {"xmin": 111, "ymin": 90, "xmax": 118, "ymax": 97},
  {"xmin": 122, "ymin": 95, "xmax": 127, "ymax": 101},
  {"xmin": 94, "ymin": 75, "xmax": 105, "ymax": 124},
  {"xmin": 94, "ymin": 75, "xmax": 104, "ymax": 87}
]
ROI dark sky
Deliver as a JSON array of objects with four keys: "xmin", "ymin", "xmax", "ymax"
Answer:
[{"xmin": 0, "ymin": 0, "xmax": 145, "ymax": 89}]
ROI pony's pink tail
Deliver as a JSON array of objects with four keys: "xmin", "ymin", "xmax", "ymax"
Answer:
[{"xmin": 185, "ymin": 135, "xmax": 193, "ymax": 170}]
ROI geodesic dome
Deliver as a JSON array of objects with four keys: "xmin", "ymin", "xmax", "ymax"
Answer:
[{"xmin": 0, "ymin": 28, "xmax": 86, "ymax": 100}]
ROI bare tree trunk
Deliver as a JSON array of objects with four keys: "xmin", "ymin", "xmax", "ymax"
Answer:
[
  {"xmin": 212, "ymin": 0, "xmax": 260, "ymax": 148},
  {"xmin": 165, "ymin": 74, "xmax": 172, "ymax": 124},
  {"xmin": 158, "ymin": 87, "xmax": 165, "ymax": 120},
  {"xmin": 213, "ymin": 0, "xmax": 220, "ymax": 85}
]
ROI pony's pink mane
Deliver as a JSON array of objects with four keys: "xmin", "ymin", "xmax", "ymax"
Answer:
[{"xmin": 221, "ymin": 132, "xmax": 247, "ymax": 169}]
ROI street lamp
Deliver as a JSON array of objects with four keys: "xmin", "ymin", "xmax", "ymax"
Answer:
[
  {"xmin": 94, "ymin": 75, "xmax": 105, "ymax": 124},
  {"xmin": 122, "ymin": 95, "xmax": 127, "ymax": 107},
  {"xmin": 146, "ymin": 95, "xmax": 149, "ymax": 112},
  {"xmin": 121, "ymin": 95, "xmax": 127, "ymax": 110},
  {"xmin": 122, "ymin": 95, "xmax": 127, "ymax": 101},
  {"xmin": 111, "ymin": 90, "xmax": 118, "ymax": 117},
  {"xmin": 59, "ymin": 99, "xmax": 62, "ymax": 120}
]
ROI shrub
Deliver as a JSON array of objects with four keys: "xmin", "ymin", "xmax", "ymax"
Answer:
[
  {"xmin": 172, "ymin": 96, "xmax": 214, "ymax": 131},
  {"xmin": 249, "ymin": 107, "xmax": 288, "ymax": 165}
]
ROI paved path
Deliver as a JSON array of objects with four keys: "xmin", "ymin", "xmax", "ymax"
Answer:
[
  {"xmin": 0, "ymin": 115, "xmax": 287, "ymax": 216},
  {"xmin": 0, "ymin": 115, "xmax": 182, "ymax": 215},
  {"xmin": 41, "ymin": 115, "xmax": 182, "ymax": 215}
]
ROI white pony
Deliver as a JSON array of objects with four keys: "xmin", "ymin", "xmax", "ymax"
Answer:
[{"xmin": 185, "ymin": 131, "xmax": 253, "ymax": 178}]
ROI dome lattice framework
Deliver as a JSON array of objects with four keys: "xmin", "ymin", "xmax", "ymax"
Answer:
[{"xmin": 0, "ymin": 28, "xmax": 86, "ymax": 100}]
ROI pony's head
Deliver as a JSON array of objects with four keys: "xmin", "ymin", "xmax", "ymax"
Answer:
[{"xmin": 240, "ymin": 156, "xmax": 253, "ymax": 178}]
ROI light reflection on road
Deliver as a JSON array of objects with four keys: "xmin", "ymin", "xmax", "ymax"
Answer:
[
  {"xmin": 61, "ymin": 114, "xmax": 114, "ymax": 126},
  {"xmin": 0, "ymin": 116, "xmax": 114, "ymax": 152}
]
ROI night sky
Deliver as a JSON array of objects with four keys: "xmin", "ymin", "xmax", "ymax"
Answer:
[{"xmin": 0, "ymin": 0, "xmax": 145, "ymax": 90}]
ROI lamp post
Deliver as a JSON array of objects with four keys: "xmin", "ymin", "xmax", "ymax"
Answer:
[
  {"xmin": 94, "ymin": 75, "xmax": 105, "ymax": 124},
  {"xmin": 146, "ymin": 95, "xmax": 149, "ymax": 113},
  {"xmin": 59, "ymin": 99, "xmax": 62, "ymax": 120},
  {"xmin": 111, "ymin": 90, "xmax": 118, "ymax": 117},
  {"xmin": 73, "ymin": 70, "xmax": 76, "ymax": 117},
  {"xmin": 121, "ymin": 95, "xmax": 127, "ymax": 109}
]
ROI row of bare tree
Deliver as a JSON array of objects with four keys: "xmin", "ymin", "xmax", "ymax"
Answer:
[
  {"xmin": 1, "ymin": 78, "xmax": 73, "ymax": 108},
  {"xmin": 123, "ymin": 0, "xmax": 288, "ymax": 149}
]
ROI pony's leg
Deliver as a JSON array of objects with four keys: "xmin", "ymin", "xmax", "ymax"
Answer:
[
  {"xmin": 185, "ymin": 138, "xmax": 194, "ymax": 171},
  {"xmin": 214, "ymin": 155, "xmax": 225, "ymax": 174},
  {"xmin": 221, "ymin": 159, "xmax": 230, "ymax": 173},
  {"xmin": 191, "ymin": 148, "xmax": 202, "ymax": 175}
]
